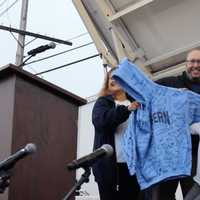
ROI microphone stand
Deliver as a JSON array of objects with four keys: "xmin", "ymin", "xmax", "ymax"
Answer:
[
  {"xmin": 18, "ymin": 54, "xmax": 35, "ymax": 68},
  {"xmin": 0, "ymin": 170, "xmax": 12, "ymax": 193},
  {"xmin": 62, "ymin": 166, "xmax": 91, "ymax": 200}
]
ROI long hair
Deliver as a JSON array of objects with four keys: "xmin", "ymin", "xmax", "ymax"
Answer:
[{"xmin": 99, "ymin": 67, "xmax": 117, "ymax": 97}]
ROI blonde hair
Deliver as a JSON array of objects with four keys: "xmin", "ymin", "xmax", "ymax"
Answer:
[{"xmin": 99, "ymin": 67, "xmax": 117, "ymax": 97}]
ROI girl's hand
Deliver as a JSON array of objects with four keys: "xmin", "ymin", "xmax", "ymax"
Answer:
[{"xmin": 128, "ymin": 101, "xmax": 140, "ymax": 111}]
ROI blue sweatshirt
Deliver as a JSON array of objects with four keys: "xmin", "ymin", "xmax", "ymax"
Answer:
[{"xmin": 112, "ymin": 58, "xmax": 200, "ymax": 189}]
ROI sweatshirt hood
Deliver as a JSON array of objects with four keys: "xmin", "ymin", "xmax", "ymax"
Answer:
[{"xmin": 112, "ymin": 58, "xmax": 157, "ymax": 104}]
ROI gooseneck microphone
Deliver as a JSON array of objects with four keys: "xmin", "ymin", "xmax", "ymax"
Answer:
[
  {"xmin": 67, "ymin": 144, "xmax": 113, "ymax": 170},
  {"xmin": 0, "ymin": 143, "xmax": 37, "ymax": 171},
  {"xmin": 27, "ymin": 42, "xmax": 56, "ymax": 56}
]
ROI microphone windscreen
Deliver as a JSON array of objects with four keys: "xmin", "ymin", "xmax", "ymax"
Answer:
[
  {"xmin": 101, "ymin": 144, "xmax": 113, "ymax": 157},
  {"xmin": 25, "ymin": 143, "xmax": 37, "ymax": 154},
  {"xmin": 48, "ymin": 42, "xmax": 56, "ymax": 49}
]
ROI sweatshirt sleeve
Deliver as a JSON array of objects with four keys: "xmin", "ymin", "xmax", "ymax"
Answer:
[
  {"xmin": 188, "ymin": 91, "xmax": 200, "ymax": 124},
  {"xmin": 122, "ymin": 112, "xmax": 137, "ymax": 175},
  {"xmin": 92, "ymin": 96, "xmax": 130, "ymax": 132}
]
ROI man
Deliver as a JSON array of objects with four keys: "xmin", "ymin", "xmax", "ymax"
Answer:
[{"xmin": 156, "ymin": 49, "xmax": 200, "ymax": 199}]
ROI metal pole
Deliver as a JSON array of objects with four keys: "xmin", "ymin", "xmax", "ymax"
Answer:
[
  {"xmin": 0, "ymin": 25, "xmax": 72, "ymax": 46},
  {"xmin": 15, "ymin": 0, "xmax": 29, "ymax": 66}
]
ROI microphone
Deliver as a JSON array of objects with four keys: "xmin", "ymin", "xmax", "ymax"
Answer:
[
  {"xmin": 67, "ymin": 144, "xmax": 113, "ymax": 170},
  {"xmin": 0, "ymin": 143, "xmax": 37, "ymax": 171},
  {"xmin": 27, "ymin": 42, "xmax": 56, "ymax": 56}
]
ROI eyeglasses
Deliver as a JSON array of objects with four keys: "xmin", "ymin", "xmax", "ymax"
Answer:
[{"xmin": 186, "ymin": 59, "xmax": 200, "ymax": 65}]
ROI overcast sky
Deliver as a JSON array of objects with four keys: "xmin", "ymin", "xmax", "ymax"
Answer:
[{"xmin": 0, "ymin": 0, "xmax": 105, "ymax": 98}]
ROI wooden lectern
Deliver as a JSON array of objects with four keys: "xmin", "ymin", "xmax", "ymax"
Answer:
[{"xmin": 0, "ymin": 64, "xmax": 86, "ymax": 200}]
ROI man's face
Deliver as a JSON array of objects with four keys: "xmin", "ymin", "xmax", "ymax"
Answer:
[{"xmin": 186, "ymin": 50, "xmax": 200, "ymax": 78}]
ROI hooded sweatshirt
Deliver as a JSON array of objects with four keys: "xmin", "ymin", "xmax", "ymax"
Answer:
[{"xmin": 112, "ymin": 58, "xmax": 200, "ymax": 189}]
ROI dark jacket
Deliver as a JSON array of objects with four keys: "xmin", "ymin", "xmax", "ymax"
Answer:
[
  {"xmin": 156, "ymin": 71, "xmax": 200, "ymax": 94},
  {"xmin": 92, "ymin": 95, "xmax": 131, "ymax": 186},
  {"xmin": 156, "ymin": 71, "xmax": 200, "ymax": 158}
]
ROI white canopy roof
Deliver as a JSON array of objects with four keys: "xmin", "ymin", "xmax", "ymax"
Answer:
[{"xmin": 73, "ymin": 0, "xmax": 200, "ymax": 77}]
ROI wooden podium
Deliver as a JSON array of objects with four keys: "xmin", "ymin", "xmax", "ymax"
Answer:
[{"xmin": 0, "ymin": 64, "xmax": 86, "ymax": 200}]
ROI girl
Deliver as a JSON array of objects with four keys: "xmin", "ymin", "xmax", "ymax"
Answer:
[{"xmin": 92, "ymin": 68, "xmax": 140, "ymax": 200}]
